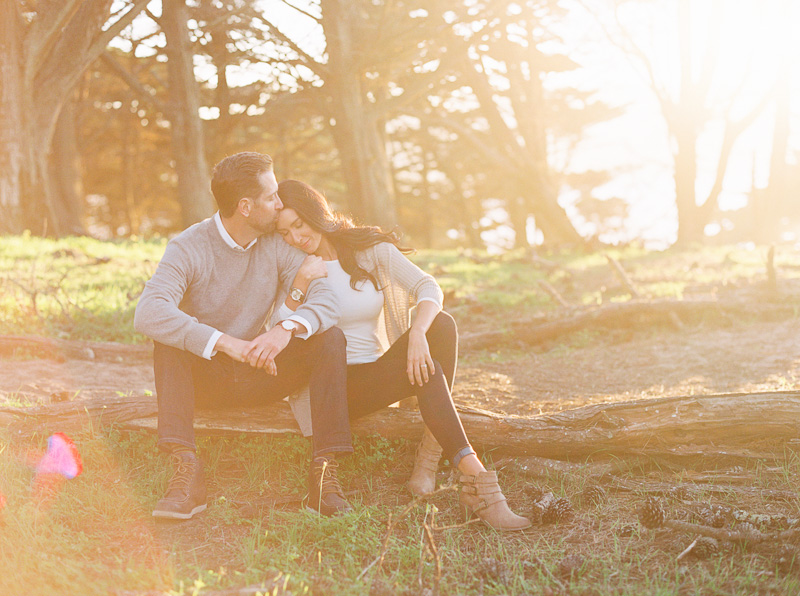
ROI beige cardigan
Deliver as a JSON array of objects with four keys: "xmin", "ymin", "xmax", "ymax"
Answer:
[{"xmin": 286, "ymin": 242, "xmax": 444, "ymax": 435}]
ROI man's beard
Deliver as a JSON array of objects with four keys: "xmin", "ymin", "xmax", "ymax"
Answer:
[{"xmin": 253, "ymin": 218, "xmax": 277, "ymax": 235}]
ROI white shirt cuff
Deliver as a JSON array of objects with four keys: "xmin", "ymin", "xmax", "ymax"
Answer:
[
  {"xmin": 202, "ymin": 330, "xmax": 224, "ymax": 360},
  {"xmin": 286, "ymin": 314, "xmax": 314, "ymax": 339},
  {"xmin": 416, "ymin": 297, "xmax": 443, "ymax": 308},
  {"xmin": 277, "ymin": 303, "xmax": 294, "ymax": 320}
]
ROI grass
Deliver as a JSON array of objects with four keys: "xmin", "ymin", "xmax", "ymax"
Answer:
[
  {"xmin": 2, "ymin": 236, "xmax": 799, "ymax": 345},
  {"xmin": 3, "ymin": 427, "xmax": 800, "ymax": 595},
  {"xmin": 0, "ymin": 233, "xmax": 163, "ymax": 342},
  {"xmin": 4, "ymin": 235, "xmax": 800, "ymax": 594}
]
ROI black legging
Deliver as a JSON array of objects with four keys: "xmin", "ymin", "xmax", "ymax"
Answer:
[{"xmin": 345, "ymin": 311, "xmax": 470, "ymax": 461}]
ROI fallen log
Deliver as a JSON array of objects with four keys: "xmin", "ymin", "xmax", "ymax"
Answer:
[
  {"xmin": 3, "ymin": 389, "xmax": 800, "ymax": 462},
  {"xmin": 0, "ymin": 335, "xmax": 152, "ymax": 363},
  {"xmin": 460, "ymin": 298, "xmax": 799, "ymax": 351}
]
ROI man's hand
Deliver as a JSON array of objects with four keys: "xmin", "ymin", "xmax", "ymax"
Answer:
[
  {"xmin": 214, "ymin": 334, "xmax": 250, "ymax": 362},
  {"xmin": 244, "ymin": 325, "xmax": 293, "ymax": 375}
]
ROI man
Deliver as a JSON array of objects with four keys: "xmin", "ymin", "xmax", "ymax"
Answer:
[{"xmin": 134, "ymin": 152, "xmax": 353, "ymax": 519}]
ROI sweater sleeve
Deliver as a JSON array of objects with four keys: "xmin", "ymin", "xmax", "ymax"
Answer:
[
  {"xmin": 133, "ymin": 239, "xmax": 219, "ymax": 357},
  {"xmin": 377, "ymin": 243, "xmax": 444, "ymax": 308},
  {"xmin": 275, "ymin": 238, "xmax": 340, "ymax": 334}
]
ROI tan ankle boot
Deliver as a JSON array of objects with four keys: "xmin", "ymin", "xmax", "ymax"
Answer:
[
  {"xmin": 459, "ymin": 471, "xmax": 531, "ymax": 531},
  {"xmin": 408, "ymin": 426, "xmax": 443, "ymax": 496}
]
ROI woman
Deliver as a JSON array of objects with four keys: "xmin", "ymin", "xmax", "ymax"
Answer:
[{"xmin": 273, "ymin": 179, "xmax": 529, "ymax": 531}]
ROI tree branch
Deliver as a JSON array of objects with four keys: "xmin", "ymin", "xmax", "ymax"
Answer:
[
  {"xmin": 23, "ymin": 0, "xmax": 83, "ymax": 87},
  {"xmin": 82, "ymin": 0, "xmax": 151, "ymax": 71},
  {"xmin": 578, "ymin": 0, "xmax": 673, "ymax": 118},
  {"xmin": 278, "ymin": 0, "xmax": 321, "ymax": 24},
  {"xmin": 99, "ymin": 51, "xmax": 168, "ymax": 113},
  {"xmin": 697, "ymin": 81, "xmax": 779, "ymax": 219},
  {"xmin": 246, "ymin": 8, "xmax": 328, "ymax": 80}
]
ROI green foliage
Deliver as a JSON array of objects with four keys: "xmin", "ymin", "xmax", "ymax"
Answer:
[
  {"xmin": 3, "ymin": 237, "xmax": 798, "ymax": 350},
  {"xmin": 0, "ymin": 234, "xmax": 164, "ymax": 342}
]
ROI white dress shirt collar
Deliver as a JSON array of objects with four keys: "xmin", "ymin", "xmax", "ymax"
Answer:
[{"xmin": 213, "ymin": 212, "xmax": 258, "ymax": 251}]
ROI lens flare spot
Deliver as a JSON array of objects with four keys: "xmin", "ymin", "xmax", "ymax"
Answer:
[{"xmin": 36, "ymin": 433, "xmax": 83, "ymax": 480}]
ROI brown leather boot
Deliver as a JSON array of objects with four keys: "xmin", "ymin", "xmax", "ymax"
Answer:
[
  {"xmin": 152, "ymin": 450, "xmax": 207, "ymax": 520},
  {"xmin": 306, "ymin": 457, "xmax": 353, "ymax": 516},
  {"xmin": 459, "ymin": 470, "xmax": 531, "ymax": 531},
  {"xmin": 408, "ymin": 426, "xmax": 443, "ymax": 497}
]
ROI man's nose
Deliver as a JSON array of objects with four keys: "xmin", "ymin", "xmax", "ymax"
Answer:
[{"xmin": 275, "ymin": 196, "xmax": 284, "ymax": 210}]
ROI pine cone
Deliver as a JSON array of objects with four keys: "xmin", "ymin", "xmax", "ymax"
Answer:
[
  {"xmin": 542, "ymin": 497, "xmax": 574, "ymax": 524},
  {"xmin": 690, "ymin": 536, "xmax": 719, "ymax": 559},
  {"xmin": 526, "ymin": 485, "xmax": 547, "ymax": 502},
  {"xmin": 667, "ymin": 485, "xmax": 690, "ymax": 501},
  {"xmin": 736, "ymin": 521, "xmax": 758, "ymax": 540},
  {"xmin": 581, "ymin": 485, "xmax": 606, "ymax": 506},
  {"xmin": 697, "ymin": 504, "xmax": 729, "ymax": 528},
  {"xmin": 638, "ymin": 497, "xmax": 666, "ymax": 529},
  {"xmin": 557, "ymin": 554, "xmax": 586, "ymax": 579}
]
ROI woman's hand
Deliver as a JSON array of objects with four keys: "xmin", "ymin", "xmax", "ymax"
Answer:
[
  {"xmin": 407, "ymin": 329, "xmax": 436, "ymax": 386},
  {"xmin": 295, "ymin": 255, "xmax": 327, "ymax": 285}
]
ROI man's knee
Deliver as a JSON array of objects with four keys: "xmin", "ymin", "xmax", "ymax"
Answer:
[{"xmin": 315, "ymin": 326, "xmax": 347, "ymax": 354}]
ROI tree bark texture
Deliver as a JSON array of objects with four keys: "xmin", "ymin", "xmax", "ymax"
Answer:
[
  {"xmin": 0, "ymin": 0, "xmax": 24, "ymax": 233},
  {"xmin": 321, "ymin": 0, "xmax": 397, "ymax": 229},
  {"xmin": 0, "ymin": 0, "xmax": 148, "ymax": 236},
  {"xmin": 49, "ymin": 97, "xmax": 86, "ymax": 235},
  {"xmin": 161, "ymin": 0, "xmax": 215, "ymax": 228},
  {"xmin": 4, "ymin": 390, "xmax": 800, "ymax": 462}
]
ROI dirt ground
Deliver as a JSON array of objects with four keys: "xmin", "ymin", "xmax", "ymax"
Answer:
[
  {"xmin": 2, "ymin": 317, "xmax": 800, "ymax": 416},
  {"xmin": 5, "ymin": 315, "xmax": 800, "ymax": 594}
]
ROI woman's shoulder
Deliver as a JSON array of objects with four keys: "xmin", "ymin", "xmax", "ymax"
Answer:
[{"xmin": 368, "ymin": 241, "xmax": 402, "ymax": 258}]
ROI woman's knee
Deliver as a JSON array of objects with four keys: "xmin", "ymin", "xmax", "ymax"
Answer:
[{"xmin": 429, "ymin": 310, "xmax": 457, "ymax": 338}]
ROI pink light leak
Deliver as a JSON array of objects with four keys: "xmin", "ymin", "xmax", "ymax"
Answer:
[{"xmin": 35, "ymin": 433, "xmax": 83, "ymax": 480}]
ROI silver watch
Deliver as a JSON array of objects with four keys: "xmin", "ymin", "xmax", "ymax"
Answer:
[
  {"xmin": 290, "ymin": 287, "xmax": 305, "ymax": 303},
  {"xmin": 280, "ymin": 319, "xmax": 299, "ymax": 335}
]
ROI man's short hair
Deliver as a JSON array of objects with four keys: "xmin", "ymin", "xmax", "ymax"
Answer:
[{"xmin": 211, "ymin": 152, "xmax": 274, "ymax": 217}]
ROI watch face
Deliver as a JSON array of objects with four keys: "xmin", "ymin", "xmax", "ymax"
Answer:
[{"xmin": 291, "ymin": 288, "xmax": 304, "ymax": 301}]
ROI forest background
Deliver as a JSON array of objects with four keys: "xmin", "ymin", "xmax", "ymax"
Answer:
[{"xmin": 2, "ymin": 0, "xmax": 798, "ymax": 251}]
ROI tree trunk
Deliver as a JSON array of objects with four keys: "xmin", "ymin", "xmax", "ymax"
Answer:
[
  {"xmin": 162, "ymin": 0, "xmax": 215, "ymax": 228},
  {"xmin": 507, "ymin": 196, "xmax": 531, "ymax": 249},
  {"xmin": 757, "ymin": 75, "xmax": 791, "ymax": 242},
  {"xmin": 673, "ymin": 120, "xmax": 702, "ymax": 246},
  {"xmin": 0, "ymin": 0, "xmax": 24, "ymax": 233},
  {"xmin": 321, "ymin": 0, "xmax": 397, "ymax": 228},
  {"xmin": 49, "ymin": 97, "xmax": 86, "ymax": 235},
  {"xmin": 121, "ymin": 96, "xmax": 140, "ymax": 235},
  {"xmin": 1, "ymin": 0, "xmax": 147, "ymax": 236}
]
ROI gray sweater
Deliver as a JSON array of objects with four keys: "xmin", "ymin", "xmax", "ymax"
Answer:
[{"xmin": 134, "ymin": 217, "xmax": 339, "ymax": 357}]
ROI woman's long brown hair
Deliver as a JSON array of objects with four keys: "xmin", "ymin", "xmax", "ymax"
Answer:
[{"xmin": 277, "ymin": 179, "xmax": 411, "ymax": 290}]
